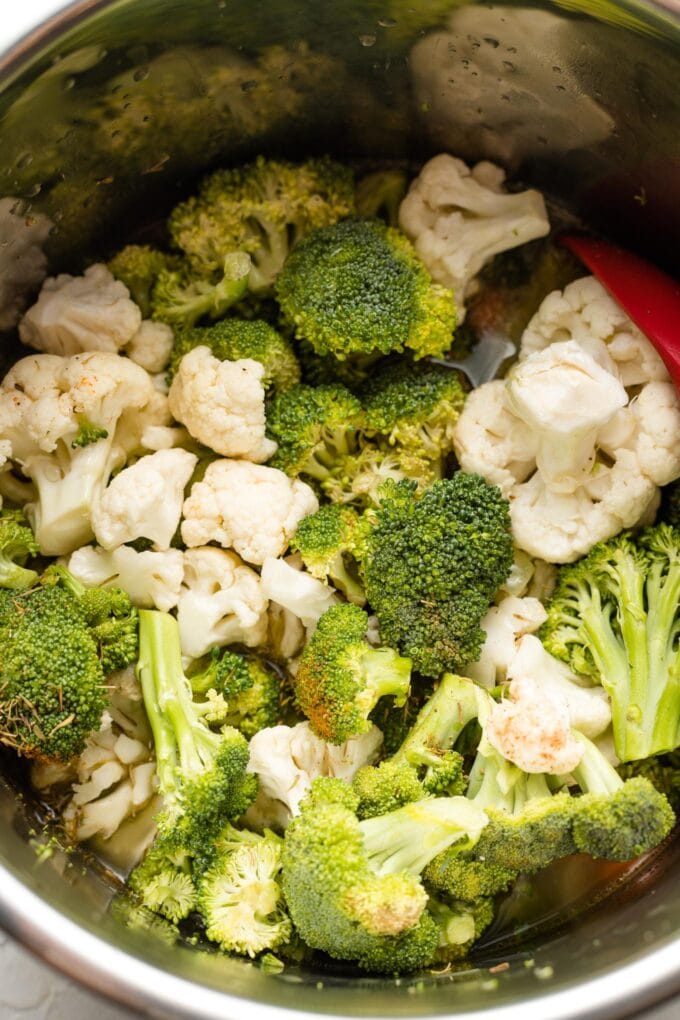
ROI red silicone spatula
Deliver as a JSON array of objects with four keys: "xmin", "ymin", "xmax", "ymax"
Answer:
[{"xmin": 560, "ymin": 233, "xmax": 680, "ymax": 391}]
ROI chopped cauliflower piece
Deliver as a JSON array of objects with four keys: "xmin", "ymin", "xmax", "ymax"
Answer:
[
  {"xmin": 125, "ymin": 320, "xmax": 174, "ymax": 374},
  {"xmin": 67, "ymin": 544, "xmax": 184, "ymax": 612},
  {"xmin": 398, "ymin": 154, "xmax": 549, "ymax": 314},
  {"xmin": 452, "ymin": 381, "xmax": 536, "ymax": 495},
  {"xmin": 168, "ymin": 346, "xmax": 277, "ymax": 463},
  {"xmin": 260, "ymin": 555, "xmax": 339, "ymax": 631},
  {"xmin": 486, "ymin": 675, "xmax": 584, "ymax": 775},
  {"xmin": 92, "ymin": 448, "xmax": 198, "ymax": 551},
  {"xmin": 0, "ymin": 198, "xmax": 52, "ymax": 330},
  {"xmin": 465, "ymin": 596, "xmax": 546, "ymax": 688},
  {"xmin": 19, "ymin": 263, "xmax": 142, "ymax": 356},
  {"xmin": 245, "ymin": 721, "xmax": 383, "ymax": 829},
  {"xmin": 176, "ymin": 546, "xmax": 268, "ymax": 659},
  {"xmin": 181, "ymin": 459, "xmax": 318, "ymax": 565},
  {"xmin": 520, "ymin": 276, "xmax": 668, "ymax": 387},
  {"xmin": 508, "ymin": 636, "xmax": 611, "ymax": 740}
]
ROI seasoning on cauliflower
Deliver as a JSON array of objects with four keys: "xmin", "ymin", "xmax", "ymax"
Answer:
[
  {"xmin": 0, "ymin": 198, "xmax": 52, "ymax": 331},
  {"xmin": 125, "ymin": 320, "xmax": 174, "ymax": 374},
  {"xmin": 177, "ymin": 546, "xmax": 268, "ymax": 659},
  {"xmin": 92, "ymin": 448, "xmax": 198, "ymax": 551},
  {"xmin": 454, "ymin": 340, "xmax": 680, "ymax": 563},
  {"xmin": 0, "ymin": 351, "xmax": 154, "ymax": 555},
  {"xmin": 181, "ymin": 459, "xmax": 318, "ymax": 565},
  {"xmin": 520, "ymin": 276, "xmax": 669, "ymax": 387},
  {"xmin": 398, "ymin": 154, "xmax": 549, "ymax": 315},
  {"xmin": 18, "ymin": 264, "xmax": 142, "ymax": 356},
  {"xmin": 245, "ymin": 721, "xmax": 383, "ymax": 830},
  {"xmin": 67, "ymin": 544, "xmax": 184, "ymax": 612},
  {"xmin": 168, "ymin": 346, "xmax": 276, "ymax": 463},
  {"xmin": 260, "ymin": 555, "xmax": 339, "ymax": 631},
  {"xmin": 486, "ymin": 674, "xmax": 584, "ymax": 775}
]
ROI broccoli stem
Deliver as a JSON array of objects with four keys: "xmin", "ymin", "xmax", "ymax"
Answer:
[
  {"xmin": 393, "ymin": 674, "xmax": 481, "ymax": 771},
  {"xmin": 355, "ymin": 647, "xmax": 411, "ymax": 716},
  {"xmin": 645, "ymin": 554, "xmax": 680, "ymax": 757},
  {"xmin": 0, "ymin": 557, "xmax": 37, "ymax": 590},
  {"xmin": 572, "ymin": 733, "xmax": 623, "ymax": 797}
]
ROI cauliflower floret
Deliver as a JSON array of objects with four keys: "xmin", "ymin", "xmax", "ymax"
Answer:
[
  {"xmin": 465, "ymin": 596, "xmax": 547, "ymax": 688},
  {"xmin": 0, "ymin": 351, "xmax": 154, "ymax": 555},
  {"xmin": 125, "ymin": 320, "xmax": 174, "ymax": 374},
  {"xmin": 398, "ymin": 154, "xmax": 549, "ymax": 314},
  {"xmin": 520, "ymin": 277, "xmax": 668, "ymax": 387},
  {"xmin": 245, "ymin": 721, "xmax": 383, "ymax": 829},
  {"xmin": 499, "ymin": 549, "xmax": 556, "ymax": 602},
  {"xmin": 508, "ymin": 636, "xmax": 611, "ymax": 740},
  {"xmin": 176, "ymin": 546, "xmax": 268, "ymax": 659},
  {"xmin": 19, "ymin": 263, "xmax": 142, "ymax": 356},
  {"xmin": 486, "ymin": 674, "xmax": 584, "ymax": 775},
  {"xmin": 92, "ymin": 448, "xmax": 198, "ymax": 551},
  {"xmin": 181, "ymin": 459, "xmax": 318, "ymax": 565},
  {"xmin": 452, "ymin": 381, "xmax": 535, "ymax": 496},
  {"xmin": 168, "ymin": 346, "xmax": 276, "ymax": 463},
  {"xmin": 507, "ymin": 341, "xmax": 628, "ymax": 494},
  {"xmin": 0, "ymin": 198, "xmax": 52, "ymax": 330},
  {"xmin": 260, "ymin": 555, "xmax": 339, "ymax": 631},
  {"xmin": 67, "ymin": 544, "xmax": 184, "ymax": 612}
]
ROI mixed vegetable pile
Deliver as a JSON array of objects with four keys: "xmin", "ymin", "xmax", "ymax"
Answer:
[{"xmin": 1, "ymin": 153, "xmax": 679, "ymax": 975}]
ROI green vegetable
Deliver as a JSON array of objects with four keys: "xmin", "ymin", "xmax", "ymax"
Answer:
[
  {"xmin": 151, "ymin": 252, "xmax": 251, "ymax": 329},
  {"xmin": 290, "ymin": 504, "xmax": 365, "ymax": 604},
  {"xmin": 276, "ymin": 218, "xmax": 456, "ymax": 361},
  {"xmin": 362, "ymin": 474, "xmax": 513, "ymax": 676},
  {"xmin": 189, "ymin": 649, "xmax": 280, "ymax": 739},
  {"xmin": 293, "ymin": 603, "xmax": 411, "ymax": 744},
  {"xmin": 354, "ymin": 170, "xmax": 408, "ymax": 227},
  {"xmin": 0, "ymin": 509, "xmax": 38, "ymax": 590},
  {"xmin": 108, "ymin": 245, "xmax": 181, "ymax": 317},
  {"xmin": 541, "ymin": 525, "xmax": 680, "ymax": 762}
]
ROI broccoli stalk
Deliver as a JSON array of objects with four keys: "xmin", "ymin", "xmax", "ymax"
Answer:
[
  {"xmin": 293, "ymin": 603, "xmax": 411, "ymax": 744},
  {"xmin": 541, "ymin": 526, "xmax": 680, "ymax": 762},
  {"xmin": 151, "ymin": 252, "xmax": 251, "ymax": 329},
  {"xmin": 0, "ymin": 509, "xmax": 38, "ymax": 589},
  {"xmin": 130, "ymin": 611, "xmax": 257, "ymax": 922},
  {"xmin": 290, "ymin": 504, "xmax": 366, "ymax": 605}
]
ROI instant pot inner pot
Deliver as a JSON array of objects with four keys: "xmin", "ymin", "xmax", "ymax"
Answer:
[{"xmin": 0, "ymin": 1, "xmax": 679, "ymax": 1017}]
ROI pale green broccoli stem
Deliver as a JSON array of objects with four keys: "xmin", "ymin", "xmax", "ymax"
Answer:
[
  {"xmin": 645, "ymin": 553, "xmax": 680, "ymax": 756},
  {"xmin": 392, "ymin": 673, "xmax": 481, "ymax": 773},
  {"xmin": 359, "ymin": 798, "xmax": 488, "ymax": 877},
  {"xmin": 248, "ymin": 218, "xmax": 291, "ymax": 292},
  {"xmin": 354, "ymin": 647, "xmax": 411, "ymax": 716},
  {"xmin": 572, "ymin": 733, "xmax": 623, "ymax": 797},
  {"xmin": 0, "ymin": 558, "xmax": 37, "ymax": 590}
]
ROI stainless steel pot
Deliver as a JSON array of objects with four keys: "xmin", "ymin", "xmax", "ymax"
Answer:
[{"xmin": 0, "ymin": 2, "xmax": 679, "ymax": 1017}]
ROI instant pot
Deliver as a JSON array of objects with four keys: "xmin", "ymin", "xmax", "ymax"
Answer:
[{"xmin": 0, "ymin": 1, "xmax": 679, "ymax": 1017}]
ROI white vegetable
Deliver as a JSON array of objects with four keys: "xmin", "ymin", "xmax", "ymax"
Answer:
[
  {"xmin": 168, "ymin": 346, "xmax": 276, "ymax": 463},
  {"xmin": 260, "ymin": 555, "xmax": 338, "ymax": 631},
  {"xmin": 92, "ymin": 448, "xmax": 197, "ymax": 551},
  {"xmin": 0, "ymin": 351, "xmax": 154, "ymax": 555},
  {"xmin": 398, "ymin": 154, "xmax": 549, "ymax": 313},
  {"xmin": 508, "ymin": 636, "xmax": 611, "ymax": 740},
  {"xmin": 520, "ymin": 277, "xmax": 668, "ymax": 387},
  {"xmin": 67, "ymin": 544, "xmax": 184, "ymax": 612},
  {"xmin": 181, "ymin": 459, "xmax": 318, "ymax": 565},
  {"xmin": 125, "ymin": 320, "xmax": 174, "ymax": 373},
  {"xmin": 19, "ymin": 263, "xmax": 142, "ymax": 356},
  {"xmin": 453, "ymin": 381, "xmax": 536, "ymax": 495},
  {"xmin": 177, "ymin": 546, "xmax": 268, "ymax": 659},
  {"xmin": 465, "ymin": 596, "xmax": 546, "ymax": 688},
  {"xmin": 245, "ymin": 721, "xmax": 383, "ymax": 829},
  {"xmin": 499, "ymin": 550, "xmax": 556, "ymax": 602},
  {"xmin": 507, "ymin": 341, "xmax": 628, "ymax": 494},
  {"xmin": 0, "ymin": 197, "xmax": 52, "ymax": 330},
  {"xmin": 486, "ymin": 674, "xmax": 584, "ymax": 775}
]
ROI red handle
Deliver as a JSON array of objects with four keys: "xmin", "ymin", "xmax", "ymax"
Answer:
[{"xmin": 560, "ymin": 233, "xmax": 680, "ymax": 391}]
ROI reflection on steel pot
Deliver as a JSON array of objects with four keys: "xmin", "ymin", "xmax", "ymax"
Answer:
[{"xmin": 0, "ymin": 1, "xmax": 679, "ymax": 1018}]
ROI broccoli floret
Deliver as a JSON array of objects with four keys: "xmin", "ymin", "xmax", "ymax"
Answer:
[
  {"xmin": 266, "ymin": 382, "xmax": 363, "ymax": 483},
  {"xmin": 108, "ymin": 245, "xmax": 181, "ymax": 318},
  {"xmin": 618, "ymin": 753, "xmax": 680, "ymax": 814},
  {"xmin": 71, "ymin": 419, "xmax": 109, "ymax": 449},
  {"xmin": 355, "ymin": 170, "xmax": 408, "ymax": 227},
  {"xmin": 297, "ymin": 341, "xmax": 378, "ymax": 390},
  {"xmin": 0, "ymin": 580, "xmax": 108, "ymax": 762},
  {"xmin": 290, "ymin": 504, "xmax": 365, "ymax": 604},
  {"xmin": 276, "ymin": 218, "xmax": 456, "ymax": 361},
  {"xmin": 541, "ymin": 525, "xmax": 680, "ymax": 762},
  {"xmin": 151, "ymin": 252, "xmax": 251, "ymax": 329},
  {"xmin": 281, "ymin": 778, "xmax": 486, "ymax": 973},
  {"xmin": 0, "ymin": 509, "xmax": 38, "ymax": 589},
  {"xmin": 197, "ymin": 825, "xmax": 291, "ymax": 957},
  {"xmin": 190, "ymin": 649, "xmax": 280, "ymax": 739},
  {"xmin": 570, "ymin": 734, "xmax": 675, "ymax": 861},
  {"xmin": 167, "ymin": 317, "xmax": 300, "ymax": 392},
  {"xmin": 293, "ymin": 603, "xmax": 411, "ymax": 743},
  {"xmin": 168, "ymin": 156, "xmax": 354, "ymax": 292},
  {"xmin": 130, "ymin": 610, "xmax": 258, "ymax": 922},
  {"xmin": 362, "ymin": 474, "xmax": 513, "ymax": 677},
  {"xmin": 359, "ymin": 358, "xmax": 466, "ymax": 472},
  {"xmin": 352, "ymin": 759, "xmax": 426, "ymax": 820}
]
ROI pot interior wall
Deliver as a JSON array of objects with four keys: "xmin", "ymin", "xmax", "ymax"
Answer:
[{"xmin": 0, "ymin": 1, "xmax": 679, "ymax": 1017}]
